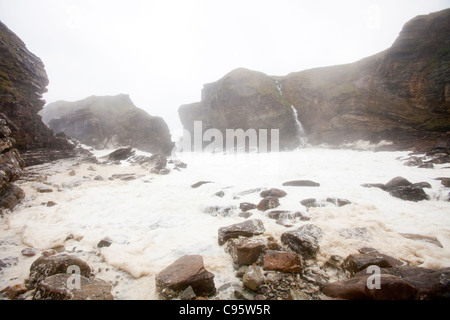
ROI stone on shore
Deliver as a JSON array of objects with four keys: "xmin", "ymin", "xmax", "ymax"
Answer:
[
  {"xmin": 155, "ymin": 255, "xmax": 215, "ymax": 298},
  {"xmin": 218, "ymin": 219, "xmax": 266, "ymax": 246},
  {"xmin": 281, "ymin": 224, "xmax": 323, "ymax": 258}
]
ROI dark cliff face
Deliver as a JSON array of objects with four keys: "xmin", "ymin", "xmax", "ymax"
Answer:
[
  {"xmin": 179, "ymin": 68, "xmax": 299, "ymax": 150},
  {"xmin": 41, "ymin": 94, "xmax": 175, "ymax": 155},
  {"xmin": 0, "ymin": 21, "xmax": 75, "ymax": 167},
  {"xmin": 179, "ymin": 9, "xmax": 450, "ymax": 151}
]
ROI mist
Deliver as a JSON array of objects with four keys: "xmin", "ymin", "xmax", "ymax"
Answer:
[{"xmin": 1, "ymin": 0, "xmax": 449, "ymax": 132}]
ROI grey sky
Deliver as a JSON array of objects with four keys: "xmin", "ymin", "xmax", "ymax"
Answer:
[{"xmin": 0, "ymin": 0, "xmax": 449, "ymax": 132}]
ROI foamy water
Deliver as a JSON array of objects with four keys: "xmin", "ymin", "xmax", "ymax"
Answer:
[{"xmin": 1, "ymin": 147, "xmax": 449, "ymax": 299}]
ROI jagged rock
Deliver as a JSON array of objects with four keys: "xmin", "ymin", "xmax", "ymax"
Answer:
[
  {"xmin": 26, "ymin": 254, "xmax": 92, "ymax": 289},
  {"xmin": 257, "ymin": 197, "xmax": 280, "ymax": 211},
  {"xmin": 107, "ymin": 147, "xmax": 135, "ymax": 161},
  {"xmin": 262, "ymin": 250, "xmax": 303, "ymax": 273},
  {"xmin": 34, "ymin": 274, "xmax": 113, "ymax": 300},
  {"xmin": 97, "ymin": 237, "xmax": 113, "ymax": 248},
  {"xmin": 0, "ymin": 284, "xmax": 28, "ymax": 300},
  {"xmin": 239, "ymin": 202, "xmax": 257, "ymax": 212},
  {"xmin": 218, "ymin": 219, "xmax": 266, "ymax": 246},
  {"xmin": 281, "ymin": 224, "xmax": 323, "ymax": 258},
  {"xmin": 41, "ymin": 94, "xmax": 174, "ymax": 155},
  {"xmin": 155, "ymin": 255, "xmax": 215, "ymax": 298},
  {"xmin": 242, "ymin": 265, "xmax": 265, "ymax": 291},
  {"xmin": 226, "ymin": 238, "xmax": 265, "ymax": 266},
  {"xmin": 0, "ymin": 183, "xmax": 25, "ymax": 210}
]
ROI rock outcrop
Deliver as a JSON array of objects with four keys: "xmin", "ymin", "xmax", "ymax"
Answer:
[
  {"xmin": 40, "ymin": 94, "xmax": 174, "ymax": 155},
  {"xmin": 179, "ymin": 9, "xmax": 450, "ymax": 151},
  {"xmin": 0, "ymin": 21, "xmax": 79, "ymax": 212},
  {"xmin": 0, "ymin": 21, "xmax": 75, "ymax": 166}
]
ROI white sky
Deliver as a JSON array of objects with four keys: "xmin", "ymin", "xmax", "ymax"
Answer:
[{"xmin": 0, "ymin": 0, "xmax": 449, "ymax": 132}]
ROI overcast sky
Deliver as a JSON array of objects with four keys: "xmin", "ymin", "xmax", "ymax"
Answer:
[{"xmin": 0, "ymin": 0, "xmax": 449, "ymax": 132}]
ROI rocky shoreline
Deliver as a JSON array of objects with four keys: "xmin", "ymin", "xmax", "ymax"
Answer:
[{"xmin": 0, "ymin": 145, "xmax": 449, "ymax": 300}]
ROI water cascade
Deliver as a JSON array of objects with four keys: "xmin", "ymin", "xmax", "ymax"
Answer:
[{"xmin": 290, "ymin": 105, "xmax": 309, "ymax": 147}]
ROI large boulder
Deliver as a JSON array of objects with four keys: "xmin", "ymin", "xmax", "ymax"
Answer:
[
  {"xmin": 281, "ymin": 224, "xmax": 323, "ymax": 258},
  {"xmin": 324, "ymin": 274, "xmax": 418, "ymax": 300},
  {"xmin": 226, "ymin": 238, "xmax": 265, "ymax": 266},
  {"xmin": 155, "ymin": 255, "xmax": 215, "ymax": 298},
  {"xmin": 262, "ymin": 250, "xmax": 303, "ymax": 273},
  {"xmin": 26, "ymin": 254, "xmax": 92, "ymax": 289},
  {"xmin": 218, "ymin": 219, "xmax": 266, "ymax": 246},
  {"xmin": 342, "ymin": 250, "xmax": 405, "ymax": 277},
  {"xmin": 34, "ymin": 274, "xmax": 113, "ymax": 300}
]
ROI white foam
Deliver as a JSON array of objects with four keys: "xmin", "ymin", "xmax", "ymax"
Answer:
[{"xmin": 1, "ymin": 148, "xmax": 449, "ymax": 299}]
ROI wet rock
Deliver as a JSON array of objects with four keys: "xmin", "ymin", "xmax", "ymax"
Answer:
[
  {"xmin": 239, "ymin": 202, "xmax": 257, "ymax": 212},
  {"xmin": 34, "ymin": 273, "xmax": 113, "ymax": 300},
  {"xmin": 260, "ymin": 188, "xmax": 287, "ymax": 198},
  {"xmin": 324, "ymin": 274, "xmax": 418, "ymax": 300},
  {"xmin": 0, "ymin": 184, "xmax": 25, "ymax": 210},
  {"xmin": 26, "ymin": 254, "xmax": 92, "ymax": 289},
  {"xmin": 262, "ymin": 250, "xmax": 303, "ymax": 273},
  {"xmin": 243, "ymin": 265, "xmax": 265, "ymax": 291},
  {"xmin": 226, "ymin": 238, "xmax": 265, "ymax": 266},
  {"xmin": 97, "ymin": 237, "xmax": 113, "ymax": 248},
  {"xmin": 342, "ymin": 250, "xmax": 405, "ymax": 277},
  {"xmin": 0, "ymin": 284, "xmax": 28, "ymax": 300},
  {"xmin": 399, "ymin": 233, "xmax": 443, "ymax": 248},
  {"xmin": 385, "ymin": 176, "xmax": 412, "ymax": 190},
  {"xmin": 191, "ymin": 181, "xmax": 213, "ymax": 188},
  {"xmin": 172, "ymin": 159, "xmax": 187, "ymax": 169},
  {"xmin": 363, "ymin": 177, "xmax": 430, "ymax": 201},
  {"xmin": 360, "ymin": 266, "xmax": 450, "ymax": 300},
  {"xmin": 388, "ymin": 186, "xmax": 429, "ymax": 202},
  {"xmin": 21, "ymin": 247, "xmax": 38, "ymax": 257},
  {"xmin": 438, "ymin": 177, "xmax": 450, "ymax": 187},
  {"xmin": 281, "ymin": 224, "xmax": 323, "ymax": 258},
  {"xmin": 215, "ymin": 191, "xmax": 225, "ymax": 197},
  {"xmin": 238, "ymin": 212, "xmax": 253, "ymax": 219},
  {"xmin": 257, "ymin": 196, "xmax": 280, "ymax": 211},
  {"xmin": 107, "ymin": 147, "xmax": 135, "ymax": 161},
  {"xmin": 110, "ymin": 173, "xmax": 136, "ymax": 181},
  {"xmin": 282, "ymin": 180, "xmax": 320, "ymax": 187},
  {"xmin": 155, "ymin": 255, "xmax": 215, "ymax": 298},
  {"xmin": 180, "ymin": 286, "xmax": 196, "ymax": 300},
  {"xmin": 218, "ymin": 219, "xmax": 266, "ymax": 246},
  {"xmin": 360, "ymin": 183, "xmax": 387, "ymax": 190},
  {"xmin": 37, "ymin": 187, "xmax": 53, "ymax": 193},
  {"xmin": 46, "ymin": 201, "xmax": 57, "ymax": 207}
]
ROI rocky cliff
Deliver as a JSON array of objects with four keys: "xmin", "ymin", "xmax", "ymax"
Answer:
[
  {"xmin": 0, "ymin": 21, "xmax": 75, "ymax": 166},
  {"xmin": 41, "ymin": 95, "xmax": 175, "ymax": 155},
  {"xmin": 0, "ymin": 21, "xmax": 77, "ymax": 212},
  {"xmin": 179, "ymin": 9, "xmax": 450, "ymax": 151}
]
